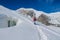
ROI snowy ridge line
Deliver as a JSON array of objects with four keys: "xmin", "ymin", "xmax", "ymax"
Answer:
[
  {"xmin": 38, "ymin": 24, "xmax": 60, "ymax": 37},
  {"xmin": 4, "ymin": 11, "xmax": 34, "ymax": 25},
  {"xmin": 17, "ymin": 13, "xmax": 33, "ymax": 22},
  {"xmin": 0, "ymin": 6, "xmax": 33, "ymax": 25},
  {"xmin": 15, "ymin": 13, "xmax": 34, "ymax": 25},
  {"xmin": 36, "ymin": 25, "xmax": 48, "ymax": 40}
]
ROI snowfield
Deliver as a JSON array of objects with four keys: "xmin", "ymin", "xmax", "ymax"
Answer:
[
  {"xmin": 0, "ymin": 5, "xmax": 41, "ymax": 40},
  {"xmin": 0, "ymin": 5, "xmax": 60, "ymax": 40}
]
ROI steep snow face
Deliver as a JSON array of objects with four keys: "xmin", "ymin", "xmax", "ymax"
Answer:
[
  {"xmin": 0, "ymin": 14, "xmax": 8, "ymax": 28},
  {"xmin": 0, "ymin": 5, "xmax": 41, "ymax": 40},
  {"xmin": 0, "ymin": 5, "xmax": 19, "ymax": 27}
]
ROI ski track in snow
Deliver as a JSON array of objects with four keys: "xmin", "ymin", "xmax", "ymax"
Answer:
[
  {"xmin": 36, "ymin": 24, "xmax": 60, "ymax": 37},
  {"xmin": 36, "ymin": 25, "xmax": 48, "ymax": 40}
]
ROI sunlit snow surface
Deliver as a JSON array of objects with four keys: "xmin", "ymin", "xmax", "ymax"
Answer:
[
  {"xmin": 0, "ymin": 5, "xmax": 40, "ymax": 40},
  {"xmin": 0, "ymin": 5, "xmax": 60, "ymax": 40}
]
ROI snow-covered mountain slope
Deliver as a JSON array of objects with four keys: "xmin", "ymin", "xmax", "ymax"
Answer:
[
  {"xmin": 17, "ymin": 8, "xmax": 60, "ymax": 26},
  {"xmin": 16, "ymin": 7, "xmax": 60, "ymax": 40},
  {"xmin": 0, "ymin": 5, "xmax": 42, "ymax": 40},
  {"xmin": 37, "ymin": 25, "xmax": 60, "ymax": 40},
  {"xmin": 48, "ymin": 12, "xmax": 60, "ymax": 25},
  {"xmin": 11, "ymin": 9, "xmax": 60, "ymax": 40},
  {"xmin": 16, "ymin": 8, "xmax": 47, "ymax": 18},
  {"xmin": 0, "ymin": 5, "xmax": 60, "ymax": 40},
  {"xmin": 16, "ymin": 8, "xmax": 50, "ymax": 25}
]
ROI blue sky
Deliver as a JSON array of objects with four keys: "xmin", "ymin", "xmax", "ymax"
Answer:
[{"xmin": 0, "ymin": 0, "xmax": 60, "ymax": 13}]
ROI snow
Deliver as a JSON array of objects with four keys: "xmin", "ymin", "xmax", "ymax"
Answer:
[
  {"xmin": 0, "ymin": 5, "xmax": 40, "ymax": 40},
  {"xmin": 36, "ymin": 24, "xmax": 60, "ymax": 40},
  {"xmin": 0, "ymin": 5, "xmax": 60, "ymax": 40},
  {"xmin": 48, "ymin": 12, "xmax": 60, "ymax": 24},
  {"xmin": 49, "ymin": 19, "xmax": 60, "ymax": 24},
  {"xmin": 16, "ymin": 8, "xmax": 47, "ymax": 18},
  {"xmin": 0, "ymin": 14, "xmax": 8, "ymax": 28},
  {"xmin": 0, "ymin": 20, "xmax": 40, "ymax": 40}
]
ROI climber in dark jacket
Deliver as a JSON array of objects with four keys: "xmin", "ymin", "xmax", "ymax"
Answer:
[{"xmin": 32, "ymin": 13, "xmax": 37, "ymax": 24}]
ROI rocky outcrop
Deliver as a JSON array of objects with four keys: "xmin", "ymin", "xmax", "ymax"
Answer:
[
  {"xmin": 17, "ymin": 8, "xmax": 35, "ymax": 18},
  {"xmin": 37, "ymin": 14, "xmax": 51, "ymax": 25}
]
